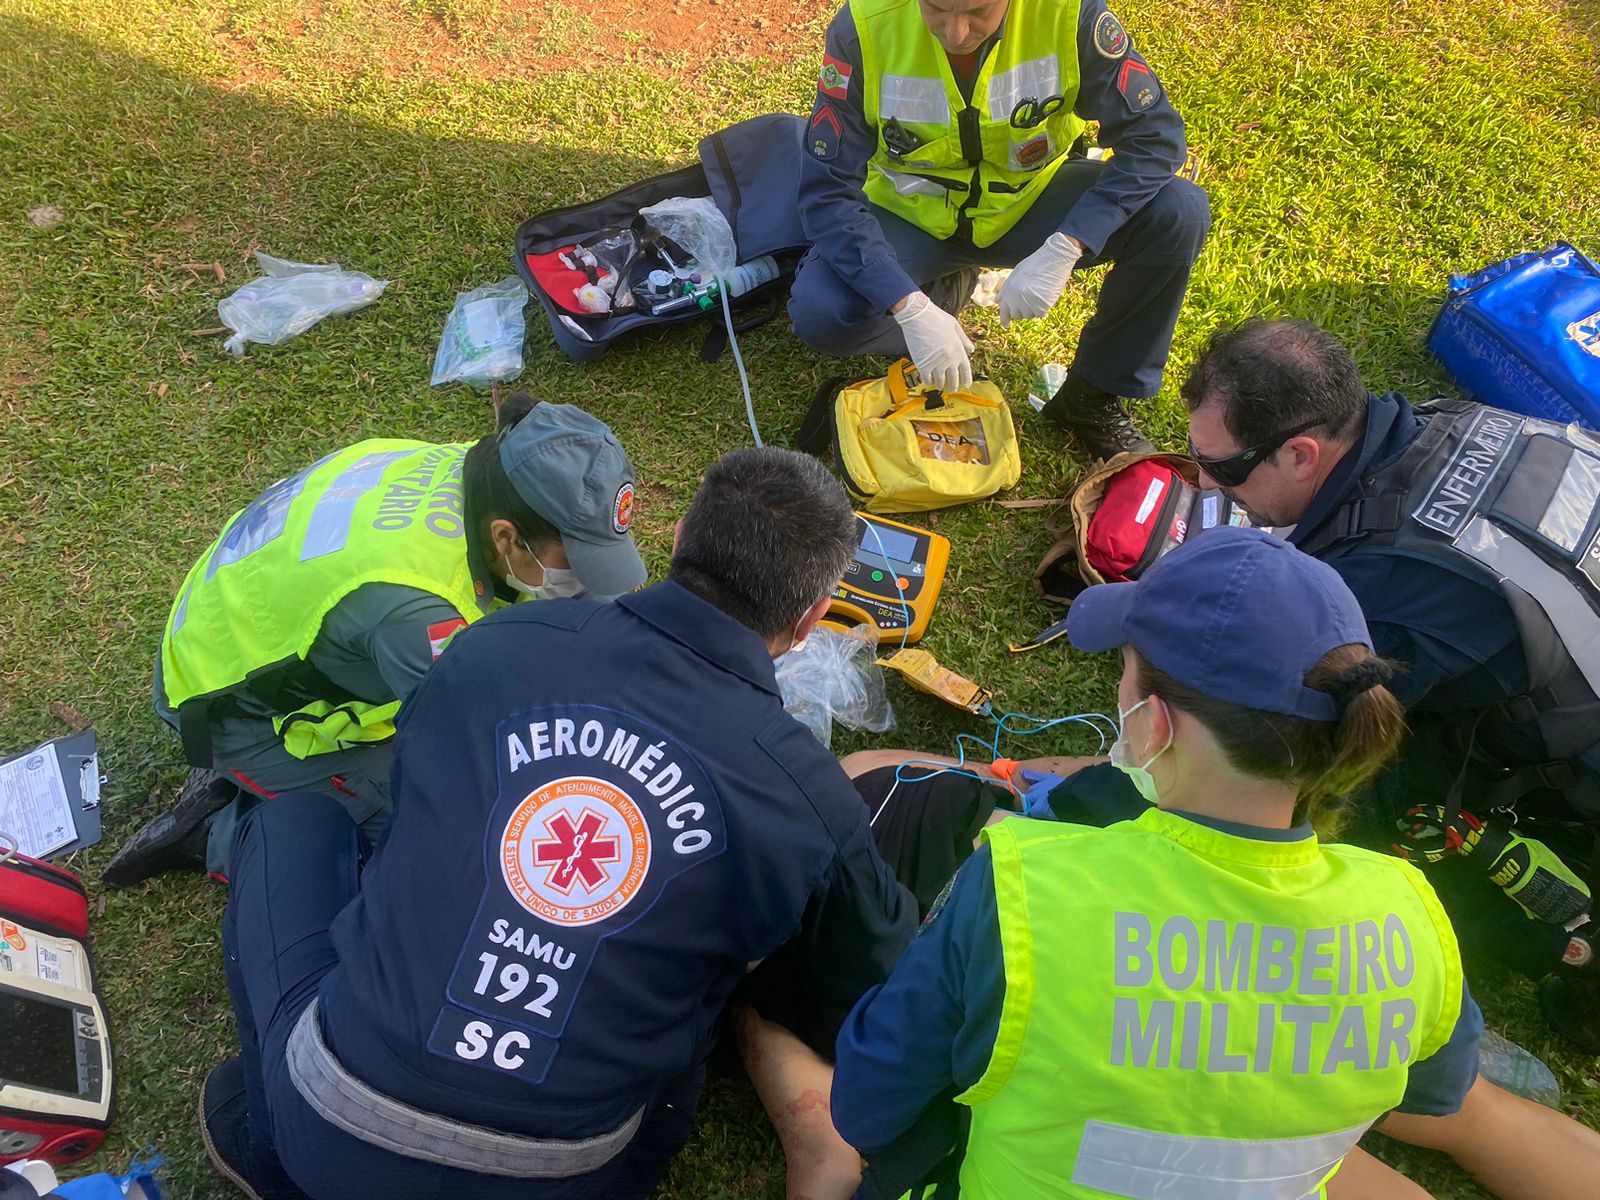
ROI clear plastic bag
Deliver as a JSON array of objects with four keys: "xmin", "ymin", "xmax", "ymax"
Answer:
[
  {"xmin": 639, "ymin": 196, "xmax": 737, "ymax": 278},
  {"xmin": 431, "ymin": 277, "xmax": 530, "ymax": 387},
  {"xmin": 218, "ymin": 252, "xmax": 389, "ymax": 357},
  {"xmin": 776, "ymin": 624, "xmax": 896, "ymax": 749},
  {"xmin": 1476, "ymin": 1029, "xmax": 1562, "ymax": 1108}
]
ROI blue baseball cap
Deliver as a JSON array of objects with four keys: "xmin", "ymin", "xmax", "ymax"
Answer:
[
  {"xmin": 498, "ymin": 402, "xmax": 646, "ymax": 596},
  {"xmin": 1067, "ymin": 527, "xmax": 1372, "ymax": 721}
]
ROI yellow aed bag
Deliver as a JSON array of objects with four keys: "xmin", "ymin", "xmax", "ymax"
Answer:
[{"xmin": 796, "ymin": 359, "xmax": 1022, "ymax": 513}]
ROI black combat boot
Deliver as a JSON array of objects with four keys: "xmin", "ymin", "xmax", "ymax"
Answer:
[
  {"xmin": 1040, "ymin": 373, "xmax": 1155, "ymax": 461},
  {"xmin": 102, "ymin": 769, "xmax": 240, "ymax": 887},
  {"xmin": 924, "ymin": 266, "xmax": 981, "ymax": 319},
  {"xmin": 201, "ymin": 1057, "xmax": 310, "ymax": 1200}
]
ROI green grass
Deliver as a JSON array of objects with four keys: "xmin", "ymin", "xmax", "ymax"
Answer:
[{"xmin": 1, "ymin": 0, "xmax": 1598, "ymax": 1195}]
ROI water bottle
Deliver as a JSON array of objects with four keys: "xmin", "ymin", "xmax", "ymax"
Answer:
[
  {"xmin": 1476, "ymin": 1029, "xmax": 1562, "ymax": 1108},
  {"xmin": 716, "ymin": 255, "xmax": 780, "ymax": 299}
]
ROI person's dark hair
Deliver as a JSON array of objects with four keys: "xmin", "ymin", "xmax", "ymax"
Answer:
[
  {"xmin": 1181, "ymin": 318, "xmax": 1368, "ymax": 449},
  {"xmin": 671, "ymin": 447, "xmax": 857, "ymax": 640},
  {"xmin": 463, "ymin": 391, "xmax": 561, "ymax": 559},
  {"xmin": 1135, "ymin": 643, "xmax": 1407, "ymax": 833}
]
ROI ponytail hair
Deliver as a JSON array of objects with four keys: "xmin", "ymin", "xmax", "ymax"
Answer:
[{"xmin": 1135, "ymin": 644, "xmax": 1407, "ymax": 836}]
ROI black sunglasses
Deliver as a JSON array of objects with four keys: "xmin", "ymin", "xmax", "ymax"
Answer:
[{"xmin": 1188, "ymin": 416, "xmax": 1325, "ymax": 488}]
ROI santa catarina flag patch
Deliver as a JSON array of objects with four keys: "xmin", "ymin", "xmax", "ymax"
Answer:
[{"xmin": 818, "ymin": 55, "xmax": 853, "ymax": 100}]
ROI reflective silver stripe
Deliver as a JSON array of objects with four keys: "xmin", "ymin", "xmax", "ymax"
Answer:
[
  {"xmin": 205, "ymin": 472, "xmax": 309, "ymax": 581},
  {"xmin": 874, "ymin": 164, "xmax": 952, "ymax": 198},
  {"xmin": 880, "ymin": 74, "xmax": 949, "ymax": 125},
  {"xmin": 170, "ymin": 582, "xmax": 193, "ymax": 633},
  {"xmin": 300, "ymin": 450, "xmax": 412, "ymax": 561},
  {"xmin": 986, "ymin": 55, "xmax": 1061, "ymax": 122},
  {"xmin": 285, "ymin": 1001, "xmax": 644, "ymax": 1178},
  {"xmin": 1538, "ymin": 448, "xmax": 1600, "ymax": 553},
  {"xmin": 1456, "ymin": 516, "xmax": 1600, "ymax": 696},
  {"xmin": 1071, "ymin": 1118, "xmax": 1368, "ymax": 1200}
]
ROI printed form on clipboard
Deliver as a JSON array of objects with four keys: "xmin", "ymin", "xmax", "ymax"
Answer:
[{"xmin": 0, "ymin": 731, "xmax": 101, "ymax": 860}]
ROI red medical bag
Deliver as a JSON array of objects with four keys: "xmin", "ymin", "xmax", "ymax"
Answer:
[{"xmin": 0, "ymin": 851, "xmax": 113, "ymax": 1166}]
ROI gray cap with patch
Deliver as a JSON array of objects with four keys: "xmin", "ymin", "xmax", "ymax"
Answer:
[{"xmin": 498, "ymin": 402, "xmax": 646, "ymax": 596}]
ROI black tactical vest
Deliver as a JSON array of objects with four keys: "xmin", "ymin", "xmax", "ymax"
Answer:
[{"xmin": 1296, "ymin": 399, "xmax": 1600, "ymax": 819}]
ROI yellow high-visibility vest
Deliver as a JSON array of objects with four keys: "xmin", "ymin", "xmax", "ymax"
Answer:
[
  {"xmin": 853, "ymin": 0, "xmax": 1087, "ymax": 245},
  {"xmin": 161, "ymin": 440, "xmax": 487, "ymax": 758},
  {"xmin": 955, "ymin": 809, "xmax": 1464, "ymax": 1199}
]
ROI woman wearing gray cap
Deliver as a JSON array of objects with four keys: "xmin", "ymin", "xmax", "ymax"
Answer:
[{"xmin": 104, "ymin": 393, "xmax": 646, "ymax": 888}]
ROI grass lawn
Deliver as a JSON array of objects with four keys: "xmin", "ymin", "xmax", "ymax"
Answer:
[{"xmin": 2, "ymin": 0, "xmax": 1599, "ymax": 1194}]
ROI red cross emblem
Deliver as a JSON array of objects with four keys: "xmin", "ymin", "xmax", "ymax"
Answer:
[{"xmin": 532, "ymin": 808, "xmax": 621, "ymax": 895}]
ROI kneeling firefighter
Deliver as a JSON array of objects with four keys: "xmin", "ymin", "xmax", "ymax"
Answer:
[{"xmin": 103, "ymin": 395, "xmax": 646, "ymax": 886}]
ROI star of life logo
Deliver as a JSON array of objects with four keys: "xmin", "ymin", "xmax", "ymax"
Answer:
[
  {"xmin": 1569, "ymin": 309, "xmax": 1600, "ymax": 360},
  {"xmin": 501, "ymin": 776, "xmax": 651, "ymax": 927}
]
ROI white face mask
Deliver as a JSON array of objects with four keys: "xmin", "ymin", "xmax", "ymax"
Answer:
[
  {"xmin": 504, "ymin": 541, "xmax": 587, "ymax": 601},
  {"xmin": 1110, "ymin": 698, "xmax": 1172, "ymax": 805}
]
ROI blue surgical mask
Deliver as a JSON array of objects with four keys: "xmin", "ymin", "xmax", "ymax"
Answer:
[
  {"xmin": 1110, "ymin": 698, "xmax": 1171, "ymax": 804},
  {"xmin": 504, "ymin": 541, "xmax": 587, "ymax": 602}
]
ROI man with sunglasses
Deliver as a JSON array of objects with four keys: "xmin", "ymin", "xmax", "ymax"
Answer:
[
  {"xmin": 1184, "ymin": 317, "xmax": 1600, "ymax": 1048},
  {"xmin": 790, "ymin": 0, "xmax": 1211, "ymax": 460}
]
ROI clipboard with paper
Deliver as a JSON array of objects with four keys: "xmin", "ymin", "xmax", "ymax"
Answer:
[{"xmin": 0, "ymin": 729, "xmax": 103, "ymax": 861}]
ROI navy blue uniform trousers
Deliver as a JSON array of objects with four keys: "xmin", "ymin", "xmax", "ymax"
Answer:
[
  {"xmin": 787, "ymin": 161, "xmax": 1210, "ymax": 399},
  {"xmin": 222, "ymin": 793, "xmax": 703, "ymax": 1200}
]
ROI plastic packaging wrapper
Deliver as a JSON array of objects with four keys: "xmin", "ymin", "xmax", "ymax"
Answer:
[
  {"xmin": 1476, "ymin": 1029, "xmax": 1562, "ymax": 1108},
  {"xmin": 1027, "ymin": 361, "xmax": 1068, "ymax": 411},
  {"xmin": 581, "ymin": 228, "xmax": 644, "ymax": 311},
  {"xmin": 970, "ymin": 268, "xmax": 1011, "ymax": 308},
  {"xmin": 639, "ymin": 196, "xmax": 736, "ymax": 279},
  {"xmin": 218, "ymin": 253, "xmax": 389, "ymax": 357},
  {"xmin": 776, "ymin": 625, "xmax": 896, "ymax": 749},
  {"xmin": 877, "ymin": 647, "xmax": 993, "ymax": 714},
  {"xmin": 4, "ymin": 1152, "xmax": 165, "ymax": 1198},
  {"xmin": 430, "ymin": 277, "xmax": 530, "ymax": 387}
]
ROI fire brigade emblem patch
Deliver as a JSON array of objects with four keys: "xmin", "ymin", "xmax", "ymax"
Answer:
[
  {"xmin": 612, "ymin": 481, "xmax": 636, "ymax": 534},
  {"xmin": 1094, "ymin": 10, "xmax": 1130, "ymax": 58},
  {"xmin": 501, "ymin": 776, "xmax": 651, "ymax": 927}
]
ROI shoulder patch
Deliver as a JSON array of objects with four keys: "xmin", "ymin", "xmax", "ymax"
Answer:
[
  {"xmin": 612, "ymin": 481, "xmax": 635, "ymax": 534},
  {"xmin": 428, "ymin": 617, "xmax": 467, "ymax": 660},
  {"xmin": 1116, "ymin": 57, "xmax": 1160, "ymax": 112},
  {"xmin": 1094, "ymin": 9, "xmax": 1130, "ymax": 59},
  {"xmin": 819, "ymin": 54, "xmax": 853, "ymax": 100},
  {"xmin": 810, "ymin": 103, "xmax": 842, "ymax": 160}
]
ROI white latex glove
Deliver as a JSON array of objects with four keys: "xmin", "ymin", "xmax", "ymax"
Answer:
[
  {"xmin": 893, "ymin": 291, "xmax": 974, "ymax": 393},
  {"xmin": 997, "ymin": 232, "xmax": 1083, "ymax": 328}
]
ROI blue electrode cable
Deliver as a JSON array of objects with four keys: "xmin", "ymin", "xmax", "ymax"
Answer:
[
  {"xmin": 857, "ymin": 514, "xmax": 1122, "ymax": 802},
  {"xmin": 858, "ymin": 515, "xmax": 915, "ymax": 650},
  {"xmin": 850, "ymin": 448, "xmax": 1124, "ymax": 823},
  {"xmin": 868, "ymin": 709, "xmax": 1120, "ymax": 827}
]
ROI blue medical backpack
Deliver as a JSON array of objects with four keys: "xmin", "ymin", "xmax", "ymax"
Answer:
[{"xmin": 1428, "ymin": 242, "xmax": 1600, "ymax": 429}]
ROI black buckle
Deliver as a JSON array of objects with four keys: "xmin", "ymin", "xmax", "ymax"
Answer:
[
  {"xmin": 1536, "ymin": 760, "xmax": 1580, "ymax": 791},
  {"xmin": 1498, "ymin": 694, "xmax": 1542, "ymax": 725},
  {"xmin": 1338, "ymin": 500, "xmax": 1366, "ymax": 538}
]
